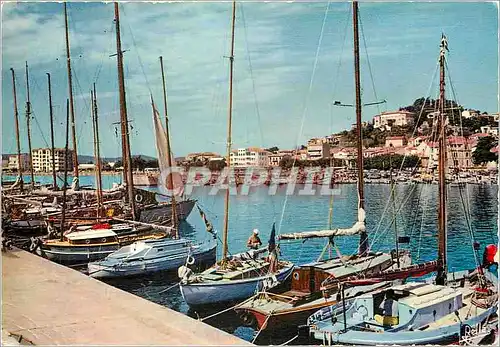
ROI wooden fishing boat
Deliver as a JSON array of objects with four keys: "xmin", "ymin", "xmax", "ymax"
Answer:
[{"xmin": 37, "ymin": 222, "xmax": 166, "ymax": 265}]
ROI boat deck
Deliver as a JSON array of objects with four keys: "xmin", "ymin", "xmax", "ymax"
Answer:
[{"xmin": 2, "ymin": 248, "xmax": 251, "ymax": 345}]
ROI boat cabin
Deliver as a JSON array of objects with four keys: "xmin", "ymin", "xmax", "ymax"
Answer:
[
  {"xmin": 64, "ymin": 229, "xmax": 119, "ymax": 245},
  {"xmin": 347, "ymin": 283, "xmax": 464, "ymax": 331},
  {"xmin": 283, "ymin": 252, "xmax": 395, "ymax": 303}
]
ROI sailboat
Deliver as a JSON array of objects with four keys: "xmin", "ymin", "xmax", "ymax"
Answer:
[
  {"xmin": 3, "ymin": 3, "xmax": 195, "ymax": 238},
  {"xmin": 177, "ymin": 1, "xmax": 294, "ymax": 307},
  {"xmin": 234, "ymin": 1, "xmax": 416, "ymax": 334},
  {"xmin": 303, "ymin": 34, "xmax": 498, "ymax": 346},
  {"xmin": 86, "ymin": 57, "xmax": 217, "ymax": 279}
]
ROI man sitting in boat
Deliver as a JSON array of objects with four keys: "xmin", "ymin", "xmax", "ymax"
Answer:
[
  {"xmin": 246, "ymin": 229, "xmax": 262, "ymax": 250},
  {"xmin": 376, "ymin": 290, "xmax": 399, "ymax": 326}
]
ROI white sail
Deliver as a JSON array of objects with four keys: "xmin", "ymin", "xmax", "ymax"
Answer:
[
  {"xmin": 279, "ymin": 208, "xmax": 366, "ymax": 240},
  {"xmin": 152, "ymin": 104, "xmax": 183, "ymax": 196}
]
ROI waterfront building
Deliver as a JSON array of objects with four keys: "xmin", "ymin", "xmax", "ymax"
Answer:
[
  {"xmin": 185, "ymin": 152, "xmax": 220, "ymax": 163},
  {"xmin": 373, "ymin": 110, "xmax": 415, "ymax": 129},
  {"xmin": 7, "ymin": 153, "xmax": 30, "ymax": 171},
  {"xmin": 229, "ymin": 147, "xmax": 270, "ymax": 167},
  {"xmin": 307, "ymin": 138, "xmax": 330, "ymax": 160},
  {"xmin": 32, "ymin": 148, "xmax": 73, "ymax": 173}
]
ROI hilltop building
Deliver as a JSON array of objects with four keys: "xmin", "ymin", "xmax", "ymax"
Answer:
[{"xmin": 373, "ymin": 110, "xmax": 415, "ymax": 130}]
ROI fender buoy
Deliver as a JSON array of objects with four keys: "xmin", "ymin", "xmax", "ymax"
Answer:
[
  {"xmin": 135, "ymin": 194, "xmax": 143, "ymax": 203},
  {"xmin": 29, "ymin": 237, "xmax": 40, "ymax": 253},
  {"xmin": 186, "ymin": 255, "xmax": 195, "ymax": 265}
]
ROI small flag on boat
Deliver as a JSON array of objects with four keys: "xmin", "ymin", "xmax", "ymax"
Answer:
[
  {"xmin": 268, "ymin": 223, "xmax": 276, "ymax": 253},
  {"xmin": 398, "ymin": 236, "xmax": 410, "ymax": 244},
  {"xmin": 197, "ymin": 205, "xmax": 215, "ymax": 236}
]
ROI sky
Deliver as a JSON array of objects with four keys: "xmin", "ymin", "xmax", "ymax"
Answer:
[{"xmin": 1, "ymin": 1, "xmax": 498, "ymax": 159}]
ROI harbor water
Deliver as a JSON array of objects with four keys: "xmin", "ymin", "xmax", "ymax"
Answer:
[{"xmin": 4, "ymin": 174, "xmax": 498, "ymax": 343}]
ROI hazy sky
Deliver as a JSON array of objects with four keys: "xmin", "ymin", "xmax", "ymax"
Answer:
[{"xmin": 2, "ymin": 1, "xmax": 498, "ymax": 158}]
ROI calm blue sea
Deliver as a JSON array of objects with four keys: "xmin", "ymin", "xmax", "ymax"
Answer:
[{"xmin": 4, "ymin": 174, "xmax": 499, "ymax": 343}]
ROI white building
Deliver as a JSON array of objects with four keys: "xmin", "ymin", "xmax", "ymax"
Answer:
[
  {"xmin": 230, "ymin": 147, "xmax": 270, "ymax": 167},
  {"xmin": 373, "ymin": 110, "xmax": 415, "ymax": 129},
  {"xmin": 32, "ymin": 148, "xmax": 73, "ymax": 172},
  {"xmin": 461, "ymin": 109, "xmax": 479, "ymax": 119},
  {"xmin": 7, "ymin": 154, "xmax": 29, "ymax": 171},
  {"xmin": 307, "ymin": 138, "xmax": 330, "ymax": 160}
]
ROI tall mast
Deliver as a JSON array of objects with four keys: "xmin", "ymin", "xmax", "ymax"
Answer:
[
  {"xmin": 10, "ymin": 68, "xmax": 23, "ymax": 191},
  {"xmin": 64, "ymin": 3, "xmax": 79, "ymax": 183},
  {"xmin": 25, "ymin": 62, "xmax": 35, "ymax": 190},
  {"xmin": 353, "ymin": 1, "xmax": 368, "ymax": 255},
  {"xmin": 222, "ymin": 0, "xmax": 236, "ymax": 264},
  {"xmin": 436, "ymin": 34, "xmax": 448, "ymax": 285},
  {"xmin": 92, "ymin": 84, "xmax": 104, "ymax": 217},
  {"xmin": 60, "ymin": 99, "xmax": 70, "ymax": 242},
  {"xmin": 114, "ymin": 2, "xmax": 136, "ymax": 220},
  {"xmin": 160, "ymin": 56, "xmax": 178, "ymax": 235},
  {"xmin": 47, "ymin": 73, "xmax": 57, "ymax": 190}
]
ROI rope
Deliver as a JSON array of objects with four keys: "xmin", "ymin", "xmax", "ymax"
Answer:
[
  {"xmin": 358, "ymin": 11, "xmax": 382, "ymax": 115},
  {"xmin": 199, "ymin": 294, "xmax": 257, "ymax": 322},
  {"xmin": 278, "ymin": 1, "xmax": 330, "ymax": 236},
  {"xmin": 157, "ymin": 282, "xmax": 180, "ymax": 294},
  {"xmin": 280, "ymin": 334, "xmax": 299, "ymax": 346},
  {"xmin": 251, "ymin": 313, "xmax": 272, "ymax": 343}
]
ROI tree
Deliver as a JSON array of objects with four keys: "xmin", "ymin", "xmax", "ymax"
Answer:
[
  {"xmin": 265, "ymin": 146, "xmax": 279, "ymax": 153},
  {"xmin": 207, "ymin": 159, "xmax": 226, "ymax": 171},
  {"xmin": 364, "ymin": 154, "xmax": 420, "ymax": 170},
  {"xmin": 472, "ymin": 136, "xmax": 498, "ymax": 165}
]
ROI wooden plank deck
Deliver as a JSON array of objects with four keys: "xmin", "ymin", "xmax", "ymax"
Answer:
[{"xmin": 2, "ymin": 248, "xmax": 251, "ymax": 345}]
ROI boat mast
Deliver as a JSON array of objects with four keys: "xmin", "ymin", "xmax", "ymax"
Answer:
[
  {"xmin": 60, "ymin": 99, "xmax": 70, "ymax": 242},
  {"xmin": 222, "ymin": 0, "xmax": 236, "ymax": 264},
  {"xmin": 10, "ymin": 68, "xmax": 23, "ymax": 192},
  {"xmin": 114, "ymin": 2, "xmax": 136, "ymax": 220},
  {"xmin": 25, "ymin": 62, "xmax": 35, "ymax": 190},
  {"xmin": 64, "ymin": 3, "xmax": 79, "ymax": 183},
  {"xmin": 91, "ymin": 84, "xmax": 104, "ymax": 218},
  {"xmin": 353, "ymin": 1, "xmax": 368, "ymax": 255},
  {"xmin": 436, "ymin": 34, "xmax": 448, "ymax": 285},
  {"xmin": 160, "ymin": 56, "xmax": 178, "ymax": 235},
  {"xmin": 47, "ymin": 73, "xmax": 58, "ymax": 190}
]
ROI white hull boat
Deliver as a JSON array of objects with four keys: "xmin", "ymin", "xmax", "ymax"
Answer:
[
  {"xmin": 88, "ymin": 237, "xmax": 217, "ymax": 279},
  {"xmin": 179, "ymin": 254, "xmax": 294, "ymax": 307}
]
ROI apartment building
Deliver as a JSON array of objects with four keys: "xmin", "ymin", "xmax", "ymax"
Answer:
[
  {"xmin": 307, "ymin": 138, "xmax": 330, "ymax": 160},
  {"xmin": 32, "ymin": 148, "xmax": 73, "ymax": 172},
  {"xmin": 229, "ymin": 147, "xmax": 270, "ymax": 167},
  {"xmin": 7, "ymin": 153, "xmax": 30, "ymax": 171}
]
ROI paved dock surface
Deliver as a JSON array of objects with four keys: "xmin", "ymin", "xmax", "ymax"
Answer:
[{"xmin": 2, "ymin": 249, "xmax": 251, "ymax": 345}]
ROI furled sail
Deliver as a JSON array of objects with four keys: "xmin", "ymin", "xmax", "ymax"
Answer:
[
  {"xmin": 278, "ymin": 208, "xmax": 366, "ymax": 240},
  {"xmin": 152, "ymin": 102, "xmax": 184, "ymax": 196}
]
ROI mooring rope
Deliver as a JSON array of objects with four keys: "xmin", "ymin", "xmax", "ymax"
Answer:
[
  {"xmin": 280, "ymin": 334, "xmax": 299, "ymax": 346},
  {"xmin": 199, "ymin": 294, "xmax": 257, "ymax": 322}
]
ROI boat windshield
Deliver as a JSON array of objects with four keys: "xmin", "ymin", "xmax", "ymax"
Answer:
[{"xmin": 109, "ymin": 242, "xmax": 150, "ymax": 258}]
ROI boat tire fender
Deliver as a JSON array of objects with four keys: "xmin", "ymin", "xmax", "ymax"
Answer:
[
  {"xmin": 135, "ymin": 194, "xmax": 143, "ymax": 203},
  {"xmin": 186, "ymin": 255, "xmax": 195, "ymax": 265}
]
